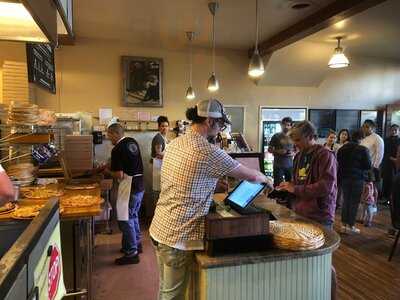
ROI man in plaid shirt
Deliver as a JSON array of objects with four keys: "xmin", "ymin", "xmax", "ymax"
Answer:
[{"xmin": 150, "ymin": 99, "xmax": 271, "ymax": 299}]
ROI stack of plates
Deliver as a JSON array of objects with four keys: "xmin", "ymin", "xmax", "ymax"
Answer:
[
  {"xmin": 8, "ymin": 103, "xmax": 39, "ymax": 126},
  {"xmin": 7, "ymin": 163, "xmax": 36, "ymax": 186},
  {"xmin": 270, "ymin": 220, "xmax": 325, "ymax": 251}
]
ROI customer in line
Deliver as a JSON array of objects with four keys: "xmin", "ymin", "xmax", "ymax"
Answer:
[
  {"xmin": 0, "ymin": 164, "xmax": 14, "ymax": 206},
  {"xmin": 337, "ymin": 128, "xmax": 350, "ymax": 150},
  {"xmin": 150, "ymin": 99, "xmax": 272, "ymax": 300},
  {"xmin": 106, "ymin": 123, "xmax": 145, "ymax": 265},
  {"xmin": 278, "ymin": 121, "xmax": 337, "ymax": 229},
  {"xmin": 277, "ymin": 121, "xmax": 338, "ymax": 300},
  {"xmin": 382, "ymin": 124, "xmax": 400, "ymax": 203},
  {"xmin": 360, "ymin": 171, "xmax": 378, "ymax": 227},
  {"xmin": 335, "ymin": 128, "xmax": 351, "ymax": 210},
  {"xmin": 324, "ymin": 129, "xmax": 339, "ymax": 153},
  {"xmin": 337, "ymin": 130, "xmax": 372, "ymax": 233},
  {"xmin": 268, "ymin": 117, "xmax": 294, "ymax": 187},
  {"xmin": 361, "ymin": 119, "xmax": 384, "ymax": 201}
]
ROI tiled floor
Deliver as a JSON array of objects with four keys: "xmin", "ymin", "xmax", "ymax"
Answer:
[{"xmin": 93, "ymin": 227, "xmax": 158, "ymax": 300}]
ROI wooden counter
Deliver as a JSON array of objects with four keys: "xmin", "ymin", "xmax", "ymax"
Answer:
[
  {"xmin": 192, "ymin": 193, "xmax": 340, "ymax": 300},
  {"xmin": 0, "ymin": 184, "xmax": 103, "ymax": 300},
  {"xmin": 0, "ymin": 185, "xmax": 102, "ymax": 220}
]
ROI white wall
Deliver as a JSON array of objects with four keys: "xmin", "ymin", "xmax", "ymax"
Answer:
[{"xmin": 2, "ymin": 39, "xmax": 400, "ymax": 150}]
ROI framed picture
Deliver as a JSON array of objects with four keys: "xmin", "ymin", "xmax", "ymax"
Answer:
[{"xmin": 122, "ymin": 56, "xmax": 163, "ymax": 107}]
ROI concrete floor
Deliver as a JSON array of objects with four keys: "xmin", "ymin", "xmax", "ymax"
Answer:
[{"xmin": 93, "ymin": 227, "xmax": 159, "ymax": 300}]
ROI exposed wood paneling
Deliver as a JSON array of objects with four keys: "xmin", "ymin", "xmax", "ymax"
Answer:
[{"xmin": 252, "ymin": 0, "xmax": 388, "ymax": 57}]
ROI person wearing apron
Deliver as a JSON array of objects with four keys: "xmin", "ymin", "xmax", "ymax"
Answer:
[
  {"xmin": 107, "ymin": 123, "xmax": 145, "ymax": 265},
  {"xmin": 151, "ymin": 116, "xmax": 170, "ymax": 192}
]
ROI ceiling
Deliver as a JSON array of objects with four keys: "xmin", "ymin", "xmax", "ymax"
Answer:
[
  {"xmin": 72, "ymin": 0, "xmax": 400, "ymax": 87},
  {"xmin": 73, "ymin": 0, "xmax": 336, "ymax": 50},
  {"xmin": 258, "ymin": 0, "xmax": 400, "ymax": 86}
]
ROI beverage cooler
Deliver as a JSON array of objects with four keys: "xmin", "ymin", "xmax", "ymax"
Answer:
[{"xmin": 260, "ymin": 108, "xmax": 307, "ymax": 176}]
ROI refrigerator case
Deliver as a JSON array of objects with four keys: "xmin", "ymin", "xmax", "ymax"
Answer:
[{"xmin": 262, "ymin": 121, "xmax": 281, "ymax": 177}]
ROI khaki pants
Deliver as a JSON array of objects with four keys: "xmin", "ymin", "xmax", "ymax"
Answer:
[{"xmin": 152, "ymin": 240, "xmax": 194, "ymax": 300}]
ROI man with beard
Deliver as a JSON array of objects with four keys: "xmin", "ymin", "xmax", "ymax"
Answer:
[
  {"xmin": 268, "ymin": 117, "xmax": 294, "ymax": 187},
  {"xmin": 150, "ymin": 99, "xmax": 272, "ymax": 300}
]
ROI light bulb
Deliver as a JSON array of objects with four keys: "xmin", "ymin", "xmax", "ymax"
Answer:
[
  {"xmin": 186, "ymin": 86, "xmax": 195, "ymax": 100},
  {"xmin": 248, "ymin": 49, "xmax": 265, "ymax": 78},
  {"xmin": 328, "ymin": 50, "xmax": 350, "ymax": 68},
  {"xmin": 207, "ymin": 73, "xmax": 219, "ymax": 92},
  {"xmin": 328, "ymin": 38, "xmax": 349, "ymax": 69}
]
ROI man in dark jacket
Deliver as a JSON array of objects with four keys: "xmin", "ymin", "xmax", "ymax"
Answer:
[
  {"xmin": 337, "ymin": 130, "xmax": 372, "ymax": 233},
  {"xmin": 382, "ymin": 124, "xmax": 400, "ymax": 203},
  {"xmin": 278, "ymin": 121, "xmax": 337, "ymax": 229}
]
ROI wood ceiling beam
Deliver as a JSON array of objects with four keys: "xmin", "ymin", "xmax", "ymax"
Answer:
[{"xmin": 250, "ymin": 0, "xmax": 388, "ymax": 58}]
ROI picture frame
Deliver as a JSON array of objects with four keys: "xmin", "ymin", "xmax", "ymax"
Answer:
[{"xmin": 121, "ymin": 56, "xmax": 163, "ymax": 107}]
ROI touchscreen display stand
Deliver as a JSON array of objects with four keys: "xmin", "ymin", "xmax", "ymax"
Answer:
[{"xmin": 224, "ymin": 180, "xmax": 268, "ymax": 215}]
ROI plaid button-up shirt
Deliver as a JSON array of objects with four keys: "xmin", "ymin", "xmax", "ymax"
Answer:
[{"xmin": 149, "ymin": 130, "xmax": 239, "ymax": 250}]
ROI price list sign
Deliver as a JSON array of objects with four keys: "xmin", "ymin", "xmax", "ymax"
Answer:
[{"xmin": 26, "ymin": 43, "xmax": 56, "ymax": 94}]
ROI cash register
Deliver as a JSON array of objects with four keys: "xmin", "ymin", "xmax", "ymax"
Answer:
[{"xmin": 205, "ymin": 180, "xmax": 274, "ymax": 256}]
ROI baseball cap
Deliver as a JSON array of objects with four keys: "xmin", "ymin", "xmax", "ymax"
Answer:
[{"xmin": 196, "ymin": 99, "xmax": 231, "ymax": 125}]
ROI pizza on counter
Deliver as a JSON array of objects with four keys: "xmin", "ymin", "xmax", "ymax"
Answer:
[
  {"xmin": 60, "ymin": 195, "xmax": 103, "ymax": 207},
  {"xmin": 64, "ymin": 183, "xmax": 98, "ymax": 190},
  {"xmin": 12, "ymin": 205, "xmax": 44, "ymax": 219},
  {"xmin": 22, "ymin": 186, "xmax": 64, "ymax": 199}
]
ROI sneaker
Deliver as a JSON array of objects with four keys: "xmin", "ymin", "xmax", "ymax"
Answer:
[
  {"xmin": 349, "ymin": 226, "xmax": 360, "ymax": 234},
  {"xmin": 364, "ymin": 222, "xmax": 372, "ymax": 227},
  {"xmin": 115, "ymin": 254, "xmax": 140, "ymax": 265},
  {"xmin": 340, "ymin": 225, "xmax": 348, "ymax": 234}
]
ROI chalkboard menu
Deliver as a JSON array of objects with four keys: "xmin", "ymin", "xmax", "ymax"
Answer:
[{"xmin": 26, "ymin": 43, "xmax": 56, "ymax": 94}]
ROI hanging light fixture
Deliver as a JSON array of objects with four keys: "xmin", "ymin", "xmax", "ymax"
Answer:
[
  {"xmin": 248, "ymin": 0, "xmax": 264, "ymax": 78},
  {"xmin": 328, "ymin": 37, "xmax": 350, "ymax": 68},
  {"xmin": 207, "ymin": 2, "xmax": 219, "ymax": 92},
  {"xmin": 185, "ymin": 31, "xmax": 196, "ymax": 100}
]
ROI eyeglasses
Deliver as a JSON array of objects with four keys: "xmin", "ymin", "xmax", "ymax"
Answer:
[{"xmin": 216, "ymin": 119, "xmax": 226, "ymax": 131}]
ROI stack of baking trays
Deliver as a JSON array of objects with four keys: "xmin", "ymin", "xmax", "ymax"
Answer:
[
  {"xmin": 270, "ymin": 220, "xmax": 325, "ymax": 251},
  {"xmin": 7, "ymin": 102, "xmax": 39, "ymax": 126}
]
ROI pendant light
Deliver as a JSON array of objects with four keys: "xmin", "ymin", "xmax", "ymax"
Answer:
[
  {"xmin": 185, "ymin": 31, "xmax": 196, "ymax": 100},
  {"xmin": 248, "ymin": 0, "xmax": 265, "ymax": 78},
  {"xmin": 328, "ymin": 37, "xmax": 350, "ymax": 69},
  {"xmin": 207, "ymin": 2, "xmax": 219, "ymax": 92}
]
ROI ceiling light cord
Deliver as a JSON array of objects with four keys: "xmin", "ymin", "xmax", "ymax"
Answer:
[
  {"xmin": 190, "ymin": 34, "xmax": 193, "ymax": 86},
  {"xmin": 212, "ymin": 10, "xmax": 216, "ymax": 73},
  {"xmin": 255, "ymin": 0, "xmax": 259, "ymax": 50}
]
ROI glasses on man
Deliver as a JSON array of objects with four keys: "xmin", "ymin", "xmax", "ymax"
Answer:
[{"xmin": 215, "ymin": 118, "xmax": 226, "ymax": 131}]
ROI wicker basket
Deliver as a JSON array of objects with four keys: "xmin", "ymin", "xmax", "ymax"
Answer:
[{"xmin": 270, "ymin": 220, "xmax": 325, "ymax": 251}]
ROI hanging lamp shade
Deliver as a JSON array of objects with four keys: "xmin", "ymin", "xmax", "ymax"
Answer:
[
  {"xmin": 248, "ymin": 0, "xmax": 264, "ymax": 78},
  {"xmin": 185, "ymin": 31, "xmax": 196, "ymax": 100},
  {"xmin": 207, "ymin": 72, "xmax": 219, "ymax": 92},
  {"xmin": 328, "ymin": 37, "xmax": 349, "ymax": 69},
  {"xmin": 248, "ymin": 49, "xmax": 265, "ymax": 77},
  {"xmin": 186, "ymin": 86, "xmax": 195, "ymax": 100},
  {"xmin": 207, "ymin": 2, "xmax": 219, "ymax": 92}
]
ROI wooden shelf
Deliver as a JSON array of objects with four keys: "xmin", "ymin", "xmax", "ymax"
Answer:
[{"xmin": 6, "ymin": 133, "xmax": 54, "ymax": 144}]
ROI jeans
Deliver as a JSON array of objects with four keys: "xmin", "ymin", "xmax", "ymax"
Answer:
[
  {"xmin": 117, "ymin": 190, "xmax": 144, "ymax": 255},
  {"xmin": 341, "ymin": 179, "xmax": 364, "ymax": 227},
  {"xmin": 152, "ymin": 240, "xmax": 194, "ymax": 300},
  {"xmin": 273, "ymin": 166, "xmax": 293, "ymax": 187}
]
